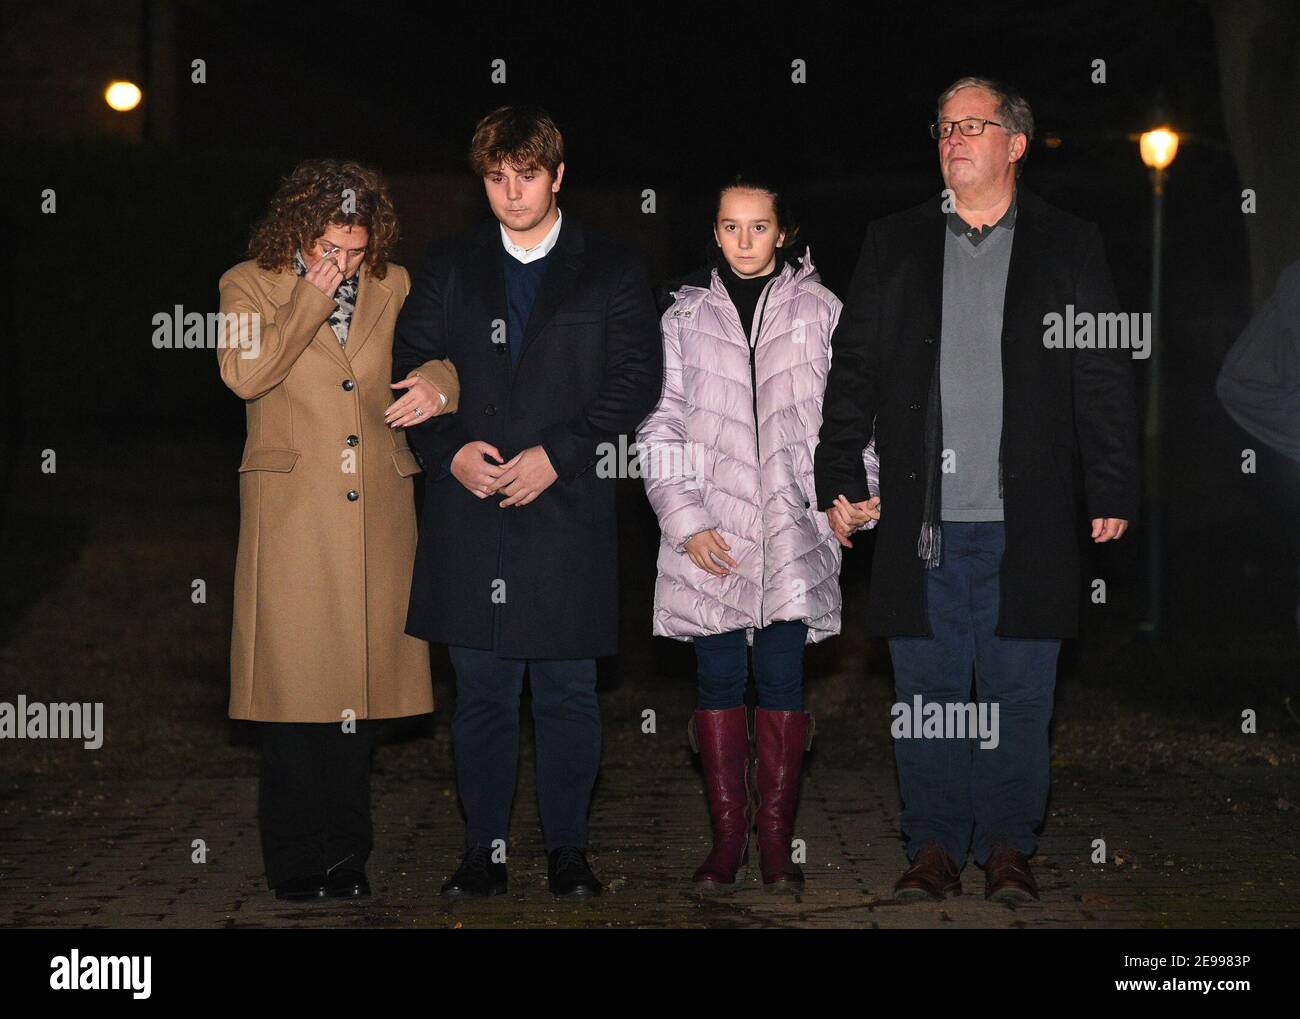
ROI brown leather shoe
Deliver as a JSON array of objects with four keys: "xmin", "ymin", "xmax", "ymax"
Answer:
[
  {"xmin": 893, "ymin": 841, "xmax": 962, "ymax": 900},
  {"xmin": 983, "ymin": 844, "xmax": 1039, "ymax": 902}
]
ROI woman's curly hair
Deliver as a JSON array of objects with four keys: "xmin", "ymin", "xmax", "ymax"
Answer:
[{"xmin": 248, "ymin": 158, "xmax": 398, "ymax": 279}]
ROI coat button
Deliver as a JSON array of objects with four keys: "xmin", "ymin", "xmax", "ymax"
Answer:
[
  {"xmin": 484, "ymin": 404, "xmax": 497, "ymax": 416},
  {"xmin": 908, "ymin": 471, "xmax": 918, "ymax": 481},
  {"xmin": 909, "ymin": 402, "xmax": 921, "ymax": 411},
  {"xmin": 347, "ymin": 490, "xmax": 359, "ymax": 501},
  {"xmin": 924, "ymin": 336, "xmax": 935, "ymax": 344},
  {"xmin": 1007, "ymin": 472, "xmax": 1018, "ymax": 481},
  {"xmin": 346, "ymin": 435, "xmax": 359, "ymax": 447},
  {"xmin": 341, "ymin": 379, "xmax": 355, "ymax": 391}
]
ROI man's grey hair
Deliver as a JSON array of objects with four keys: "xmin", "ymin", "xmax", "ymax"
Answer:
[{"xmin": 937, "ymin": 76, "xmax": 1034, "ymax": 173}]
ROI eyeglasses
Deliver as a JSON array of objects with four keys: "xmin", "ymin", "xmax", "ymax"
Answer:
[
  {"xmin": 929, "ymin": 117, "xmax": 1005, "ymax": 140},
  {"xmin": 317, "ymin": 242, "xmax": 366, "ymax": 259}
]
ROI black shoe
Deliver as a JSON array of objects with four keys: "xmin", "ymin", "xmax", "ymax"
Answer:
[
  {"xmin": 274, "ymin": 874, "xmax": 328, "ymax": 901},
  {"xmin": 440, "ymin": 846, "xmax": 508, "ymax": 899},
  {"xmin": 547, "ymin": 846, "xmax": 602, "ymax": 898},
  {"xmin": 325, "ymin": 867, "xmax": 371, "ymax": 899}
]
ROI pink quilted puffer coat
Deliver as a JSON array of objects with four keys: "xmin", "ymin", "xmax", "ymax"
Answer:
[{"xmin": 637, "ymin": 249, "xmax": 879, "ymax": 644}]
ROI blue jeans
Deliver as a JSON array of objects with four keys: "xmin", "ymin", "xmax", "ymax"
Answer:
[
  {"xmin": 694, "ymin": 620, "xmax": 808, "ymax": 710},
  {"xmin": 447, "ymin": 646, "xmax": 600, "ymax": 853},
  {"xmin": 888, "ymin": 522, "xmax": 1059, "ymax": 867}
]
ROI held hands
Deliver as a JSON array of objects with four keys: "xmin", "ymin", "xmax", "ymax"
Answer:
[
  {"xmin": 304, "ymin": 252, "xmax": 345, "ymax": 299},
  {"xmin": 822, "ymin": 503, "xmax": 1125, "ymax": 545},
  {"xmin": 385, "ymin": 375, "xmax": 448, "ymax": 429},
  {"xmin": 451, "ymin": 441, "xmax": 557, "ymax": 506},
  {"xmin": 684, "ymin": 529, "xmax": 738, "ymax": 577},
  {"xmin": 828, "ymin": 494, "xmax": 881, "ymax": 548},
  {"xmin": 1091, "ymin": 518, "xmax": 1129, "ymax": 542}
]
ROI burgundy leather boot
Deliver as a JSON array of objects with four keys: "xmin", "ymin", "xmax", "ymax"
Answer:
[
  {"xmin": 687, "ymin": 707, "xmax": 752, "ymax": 891},
  {"xmin": 754, "ymin": 708, "xmax": 813, "ymax": 893}
]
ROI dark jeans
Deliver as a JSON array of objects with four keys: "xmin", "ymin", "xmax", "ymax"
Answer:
[
  {"xmin": 447, "ymin": 645, "xmax": 600, "ymax": 853},
  {"xmin": 694, "ymin": 619, "xmax": 808, "ymax": 710},
  {"xmin": 258, "ymin": 719, "xmax": 381, "ymax": 888},
  {"xmin": 888, "ymin": 521, "xmax": 1060, "ymax": 867}
]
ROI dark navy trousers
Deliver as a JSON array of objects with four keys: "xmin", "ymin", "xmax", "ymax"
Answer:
[
  {"xmin": 888, "ymin": 522, "xmax": 1060, "ymax": 867},
  {"xmin": 694, "ymin": 620, "xmax": 808, "ymax": 710},
  {"xmin": 448, "ymin": 646, "xmax": 600, "ymax": 853}
]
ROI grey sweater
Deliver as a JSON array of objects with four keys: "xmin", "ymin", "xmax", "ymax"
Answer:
[{"xmin": 939, "ymin": 220, "xmax": 1015, "ymax": 521}]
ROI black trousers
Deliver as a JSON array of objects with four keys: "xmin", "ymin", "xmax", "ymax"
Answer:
[
  {"xmin": 447, "ymin": 646, "xmax": 600, "ymax": 852},
  {"xmin": 258, "ymin": 720, "xmax": 381, "ymax": 888}
]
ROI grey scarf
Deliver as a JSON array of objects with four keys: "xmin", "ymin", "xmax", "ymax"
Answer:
[{"xmin": 917, "ymin": 358, "xmax": 944, "ymax": 569}]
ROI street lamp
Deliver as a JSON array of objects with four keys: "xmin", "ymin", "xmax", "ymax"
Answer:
[
  {"xmin": 104, "ymin": 80, "xmax": 142, "ymax": 112},
  {"xmin": 1138, "ymin": 124, "xmax": 1179, "ymax": 638},
  {"xmin": 1139, "ymin": 129, "xmax": 1179, "ymax": 175}
]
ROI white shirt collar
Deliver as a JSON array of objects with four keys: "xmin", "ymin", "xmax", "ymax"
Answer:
[{"xmin": 500, "ymin": 207, "xmax": 562, "ymax": 264}]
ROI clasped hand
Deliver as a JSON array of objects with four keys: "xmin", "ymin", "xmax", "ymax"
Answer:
[
  {"xmin": 827, "ymin": 494, "xmax": 882, "ymax": 548},
  {"xmin": 452, "ymin": 441, "xmax": 558, "ymax": 506}
]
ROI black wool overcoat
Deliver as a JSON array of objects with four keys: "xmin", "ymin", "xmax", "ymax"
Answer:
[
  {"xmin": 814, "ymin": 188, "xmax": 1140, "ymax": 639},
  {"xmin": 393, "ymin": 218, "xmax": 664, "ymax": 658}
]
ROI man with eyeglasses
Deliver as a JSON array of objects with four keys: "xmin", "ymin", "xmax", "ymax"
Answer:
[{"xmin": 815, "ymin": 76, "xmax": 1138, "ymax": 903}]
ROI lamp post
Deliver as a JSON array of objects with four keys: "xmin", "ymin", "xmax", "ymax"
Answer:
[{"xmin": 1138, "ymin": 126, "xmax": 1179, "ymax": 638}]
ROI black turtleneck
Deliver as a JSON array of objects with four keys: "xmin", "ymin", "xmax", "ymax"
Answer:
[{"xmin": 717, "ymin": 256, "xmax": 778, "ymax": 339}]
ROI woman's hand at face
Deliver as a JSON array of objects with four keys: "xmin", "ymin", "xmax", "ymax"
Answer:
[
  {"xmin": 386, "ymin": 375, "xmax": 448, "ymax": 428},
  {"xmin": 685, "ymin": 529, "xmax": 737, "ymax": 577},
  {"xmin": 304, "ymin": 252, "xmax": 344, "ymax": 298}
]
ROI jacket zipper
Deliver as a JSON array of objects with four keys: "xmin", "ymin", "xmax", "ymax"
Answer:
[{"xmin": 746, "ymin": 278, "xmax": 778, "ymax": 628}]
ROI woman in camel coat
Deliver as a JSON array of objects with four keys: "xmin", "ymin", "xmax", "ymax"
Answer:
[{"xmin": 217, "ymin": 158, "xmax": 458, "ymax": 901}]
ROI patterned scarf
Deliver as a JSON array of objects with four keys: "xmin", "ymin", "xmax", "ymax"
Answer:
[{"xmin": 294, "ymin": 249, "xmax": 360, "ymax": 348}]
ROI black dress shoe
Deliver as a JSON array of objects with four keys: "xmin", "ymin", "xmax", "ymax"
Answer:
[
  {"xmin": 440, "ymin": 846, "xmax": 508, "ymax": 899},
  {"xmin": 325, "ymin": 867, "xmax": 371, "ymax": 899},
  {"xmin": 274, "ymin": 874, "xmax": 328, "ymax": 901},
  {"xmin": 547, "ymin": 846, "xmax": 602, "ymax": 898}
]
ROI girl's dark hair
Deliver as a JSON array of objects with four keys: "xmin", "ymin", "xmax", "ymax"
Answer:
[
  {"xmin": 652, "ymin": 172, "xmax": 808, "ymax": 312},
  {"xmin": 713, "ymin": 173, "xmax": 801, "ymax": 249}
]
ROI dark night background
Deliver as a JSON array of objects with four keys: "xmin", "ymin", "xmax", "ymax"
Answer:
[{"xmin": 0, "ymin": 0, "xmax": 1297, "ymax": 930}]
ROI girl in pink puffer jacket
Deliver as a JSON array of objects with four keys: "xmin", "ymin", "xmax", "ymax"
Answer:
[{"xmin": 637, "ymin": 177, "xmax": 879, "ymax": 894}]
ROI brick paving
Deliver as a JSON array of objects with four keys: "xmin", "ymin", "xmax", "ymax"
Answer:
[
  {"xmin": 3, "ymin": 727, "xmax": 1296, "ymax": 928},
  {"xmin": 0, "ymin": 435, "xmax": 1296, "ymax": 928}
]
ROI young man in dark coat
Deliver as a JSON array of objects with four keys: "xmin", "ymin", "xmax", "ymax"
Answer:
[
  {"xmin": 816, "ymin": 78, "xmax": 1139, "ymax": 902},
  {"xmin": 392, "ymin": 106, "xmax": 663, "ymax": 898}
]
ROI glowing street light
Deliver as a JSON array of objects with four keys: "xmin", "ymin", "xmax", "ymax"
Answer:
[
  {"xmin": 1139, "ymin": 128, "xmax": 1180, "ymax": 172},
  {"xmin": 104, "ymin": 80, "xmax": 142, "ymax": 112}
]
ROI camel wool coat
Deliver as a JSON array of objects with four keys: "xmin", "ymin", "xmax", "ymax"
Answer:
[{"xmin": 217, "ymin": 258, "xmax": 459, "ymax": 722}]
